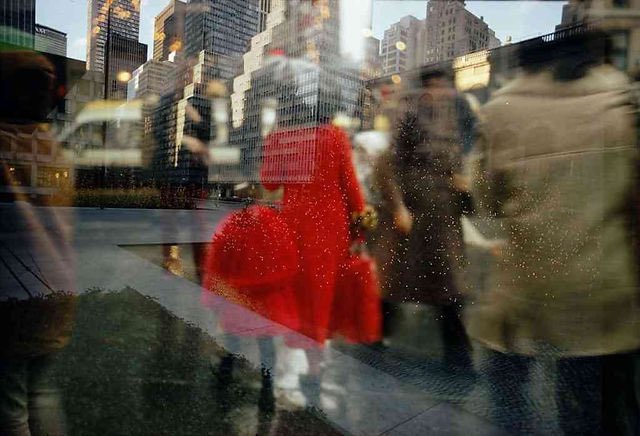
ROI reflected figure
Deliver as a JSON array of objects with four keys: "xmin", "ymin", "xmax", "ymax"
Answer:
[
  {"xmin": 389, "ymin": 68, "xmax": 475, "ymax": 373},
  {"xmin": 469, "ymin": 32, "xmax": 640, "ymax": 435},
  {"xmin": 202, "ymin": 205, "xmax": 299, "ymax": 405},
  {"xmin": 257, "ymin": 52, "xmax": 367, "ymax": 404},
  {"xmin": 0, "ymin": 50, "xmax": 75, "ymax": 436},
  {"xmin": 353, "ymin": 118, "xmax": 405, "ymax": 342},
  {"xmin": 261, "ymin": 122, "xmax": 366, "ymax": 402}
]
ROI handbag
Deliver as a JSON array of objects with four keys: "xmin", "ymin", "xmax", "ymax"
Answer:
[{"xmin": 330, "ymin": 240, "xmax": 382, "ymax": 344}]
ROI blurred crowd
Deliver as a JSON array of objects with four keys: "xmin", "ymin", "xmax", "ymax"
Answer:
[{"xmin": 200, "ymin": 30, "xmax": 640, "ymax": 435}]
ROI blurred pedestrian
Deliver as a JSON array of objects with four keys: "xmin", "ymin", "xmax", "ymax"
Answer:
[
  {"xmin": 259, "ymin": 55, "xmax": 367, "ymax": 404},
  {"xmin": 0, "ymin": 49, "xmax": 76, "ymax": 436},
  {"xmin": 202, "ymin": 204, "xmax": 300, "ymax": 412},
  {"xmin": 468, "ymin": 32, "xmax": 640, "ymax": 435},
  {"xmin": 389, "ymin": 67, "xmax": 475, "ymax": 374}
]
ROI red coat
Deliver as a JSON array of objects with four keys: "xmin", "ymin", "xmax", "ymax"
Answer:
[
  {"xmin": 201, "ymin": 205, "xmax": 300, "ymax": 336},
  {"xmin": 261, "ymin": 125, "xmax": 365, "ymax": 346}
]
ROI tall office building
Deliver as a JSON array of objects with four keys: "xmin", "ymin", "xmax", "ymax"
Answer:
[
  {"xmin": 34, "ymin": 24, "xmax": 67, "ymax": 56},
  {"xmin": 258, "ymin": 0, "xmax": 271, "ymax": 32},
  {"xmin": 153, "ymin": 0, "xmax": 185, "ymax": 61},
  {"xmin": 86, "ymin": 0, "xmax": 141, "ymax": 73},
  {"xmin": 423, "ymin": 0, "xmax": 500, "ymax": 64},
  {"xmin": 229, "ymin": 0, "xmax": 364, "ymax": 184},
  {"xmin": 184, "ymin": 0, "xmax": 260, "ymax": 63},
  {"xmin": 231, "ymin": 0, "xmax": 286, "ymax": 128},
  {"xmin": 0, "ymin": 0, "xmax": 35, "ymax": 48},
  {"xmin": 380, "ymin": 15, "xmax": 425, "ymax": 75},
  {"xmin": 151, "ymin": 0, "xmax": 261, "ymax": 187},
  {"xmin": 127, "ymin": 59, "xmax": 176, "ymax": 100},
  {"xmin": 127, "ymin": 59, "xmax": 177, "ymax": 170},
  {"xmin": 363, "ymin": 36, "xmax": 382, "ymax": 78},
  {"xmin": 106, "ymin": 34, "xmax": 147, "ymax": 99},
  {"xmin": 268, "ymin": 0, "xmax": 341, "ymax": 63}
]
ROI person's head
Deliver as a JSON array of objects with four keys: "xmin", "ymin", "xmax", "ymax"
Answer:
[
  {"xmin": 419, "ymin": 66, "xmax": 454, "ymax": 89},
  {"xmin": 0, "ymin": 51, "xmax": 56, "ymax": 122},
  {"xmin": 518, "ymin": 30, "xmax": 610, "ymax": 81}
]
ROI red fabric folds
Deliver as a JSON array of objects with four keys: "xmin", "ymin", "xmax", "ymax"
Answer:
[
  {"xmin": 201, "ymin": 205, "xmax": 299, "ymax": 336},
  {"xmin": 330, "ymin": 252, "xmax": 382, "ymax": 344}
]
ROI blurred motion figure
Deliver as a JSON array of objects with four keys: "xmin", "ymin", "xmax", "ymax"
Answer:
[
  {"xmin": 389, "ymin": 68, "xmax": 475, "ymax": 373},
  {"xmin": 0, "ymin": 49, "xmax": 75, "ymax": 436},
  {"xmin": 469, "ymin": 32, "xmax": 640, "ymax": 435},
  {"xmin": 259, "ymin": 54, "xmax": 367, "ymax": 404}
]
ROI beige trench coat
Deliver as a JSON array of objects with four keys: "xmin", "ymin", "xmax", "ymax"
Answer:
[{"xmin": 467, "ymin": 65, "xmax": 640, "ymax": 357}]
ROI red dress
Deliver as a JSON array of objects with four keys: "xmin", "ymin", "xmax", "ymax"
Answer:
[
  {"xmin": 201, "ymin": 205, "xmax": 300, "ymax": 336},
  {"xmin": 261, "ymin": 125, "xmax": 365, "ymax": 347}
]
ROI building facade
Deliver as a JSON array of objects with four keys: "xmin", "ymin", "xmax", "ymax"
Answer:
[
  {"xmin": 231, "ymin": 0, "xmax": 286, "ymax": 128},
  {"xmin": 0, "ymin": 57, "xmax": 95, "ymax": 198},
  {"xmin": 556, "ymin": 1, "xmax": 589, "ymax": 31},
  {"xmin": 228, "ymin": 0, "xmax": 364, "ymax": 184},
  {"xmin": 184, "ymin": 0, "xmax": 260, "ymax": 62},
  {"xmin": 87, "ymin": 0, "xmax": 141, "ymax": 73},
  {"xmin": 150, "ymin": 0, "xmax": 262, "ymax": 188},
  {"xmin": 380, "ymin": 15, "xmax": 425, "ymax": 75},
  {"xmin": 0, "ymin": 0, "xmax": 35, "ymax": 48},
  {"xmin": 153, "ymin": 0, "xmax": 185, "ymax": 61},
  {"xmin": 554, "ymin": 0, "xmax": 640, "ymax": 73},
  {"xmin": 127, "ymin": 59, "xmax": 176, "ymax": 100},
  {"xmin": 127, "ymin": 59, "xmax": 177, "ymax": 170},
  {"xmin": 106, "ymin": 33, "xmax": 147, "ymax": 99},
  {"xmin": 423, "ymin": 0, "xmax": 500, "ymax": 64},
  {"xmin": 363, "ymin": 35, "xmax": 382, "ymax": 78},
  {"xmin": 34, "ymin": 24, "xmax": 67, "ymax": 56}
]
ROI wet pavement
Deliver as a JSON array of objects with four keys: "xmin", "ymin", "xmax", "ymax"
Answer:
[{"xmin": 1, "ymin": 203, "xmax": 569, "ymax": 435}]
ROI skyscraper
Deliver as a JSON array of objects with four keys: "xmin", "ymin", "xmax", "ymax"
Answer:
[
  {"xmin": 151, "ymin": 0, "xmax": 261, "ymax": 187},
  {"xmin": 231, "ymin": 0, "xmax": 286, "ymax": 128},
  {"xmin": 0, "ymin": 0, "xmax": 35, "ymax": 48},
  {"xmin": 107, "ymin": 34, "xmax": 147, "ymax": 99},
  {"xmin": 153, "ymin": 0, "xmax": 185, "ymax": 61},
  {"xmin": 423, "ymin": 0, "xmax": 500, "ymax": 64},
  {"xmin": 380, "ymin": 15, "xmax": 425, "ymax": 75},
  {"xmin": 35, "ymin": 24, "xmax": 67, "ymax": 57},
  {"xmin": 363, "ymin": 36, "xmax": 382, "ymax": 78},
  {"xmin": 258, "ymin": 0, "xmax": 271, "ymax": 32},
  {"xmin": 184, "ymin": 0, "xmax": 260, "ymax": 62},
  {"xmin": 128, "ymin": 60, "xmax": 176, "ymax": 101},
  {"xmin": 228, "ymin": 0, "xmax": 364, "ymax": 183},
  {"xmin": 86, "ymin": 0, "xmax": 141, "ymax": 73}
]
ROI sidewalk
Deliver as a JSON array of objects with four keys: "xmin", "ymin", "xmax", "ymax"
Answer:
[{"xmin": 1, "ymin": 204, "xmax": 511, "ymax": 435}]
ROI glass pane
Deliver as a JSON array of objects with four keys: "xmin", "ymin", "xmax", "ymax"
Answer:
[{"xmin": 1, "ymin": 0, "xmax": 639, "ymax": 434}]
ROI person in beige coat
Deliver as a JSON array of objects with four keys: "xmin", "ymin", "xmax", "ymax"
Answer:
[{"xmin": 468, "ymin": 32, "xmax": 640, "ymax": 435}]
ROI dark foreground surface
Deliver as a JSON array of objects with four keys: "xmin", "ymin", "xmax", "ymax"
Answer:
[{"xmin": 50, "ymin": 289, "xmax": 341, "ymax": 436}]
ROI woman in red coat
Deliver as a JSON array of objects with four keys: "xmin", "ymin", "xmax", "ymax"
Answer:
[{"xmin": 261, "ymin": 123, "xmax": 365, "ymax": 397}]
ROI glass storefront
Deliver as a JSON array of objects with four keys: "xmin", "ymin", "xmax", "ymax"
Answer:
[{"xmin": 1, "ymin": 1, "xmax": 639, "ymax": 434}]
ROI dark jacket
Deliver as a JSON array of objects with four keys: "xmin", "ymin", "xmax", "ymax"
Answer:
[{"xmin": 387, "ymin": 83, "xmax": 469, "ymax": 306}]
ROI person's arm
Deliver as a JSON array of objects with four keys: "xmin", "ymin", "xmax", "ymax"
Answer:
[
  {"xmin": 470, "ymin": 120, "xmax": 507, "ymax": 219},
  {"xmin": 336, "ymin": 127, "xmax": 365, "ymax": 215},
  {"xmin": 389, "ymin": 112, "xmax": 420, "ymax": 234},
  {"xmin": 373, "ymin": 150, "xmax": 412, "ymax": 234}
]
